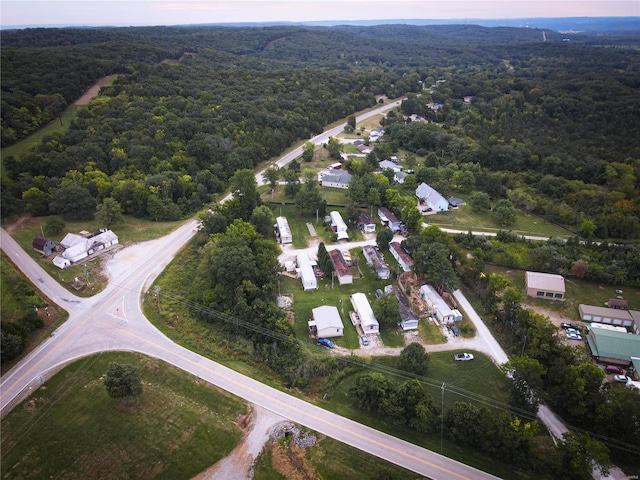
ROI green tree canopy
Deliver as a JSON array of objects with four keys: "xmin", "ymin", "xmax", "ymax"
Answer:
[
  {"xmin": 398, "ymin": 343, "xmax": 430, "ymax": 376},
  {"xmin": 104, "ymin": 362, "xmax": 143, "ymax": 401}
]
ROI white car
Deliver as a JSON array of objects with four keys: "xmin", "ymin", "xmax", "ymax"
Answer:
[
  {"xmin": 566, "ymin": 332, "xmax": 582, "ymax": 341},
  {"xmin": 453, "ymin": 353, "xmax": 474, "ymax": 361},
  {"xmin": 614, "ymin": 375, "xmax": 629, "ymax": 383}
]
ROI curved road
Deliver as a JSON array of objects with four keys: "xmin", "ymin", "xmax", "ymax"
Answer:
[{"xmin": 0, "ymin": 101, "xmax": 502, "ymax": 480}]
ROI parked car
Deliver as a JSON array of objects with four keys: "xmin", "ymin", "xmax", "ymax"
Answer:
[
  {"xmin": 605, "ymin": 365, "xmax": 623, "ymax": 375},
  {"xmin": 616, "ymin": 289, "xmax": 624, "ymax": 295},
  {"xmin": 375, "ymin": 289, "xmax": 383, "ymax": 299},
  {"xmin": 421, "ymin": 207, "xmax": 432, "ymax": 213},
  {"xmin": 614, "ymin": 374, "xmax": 630, "ymax": 383},
  {"xmin": 360, "ymin": 335, "xmax": 369, "ymax": 346},
  {"xmin": 453, "ymin": 353, "xmax": 474, "ymax": 361},
  {"xmin": 560, "ymin": 322, "xmax": 571, "ymax": 329},
  {"xmin": 566, "ymin": 328, "xmax": 579, "ymax": 335},
  {"xmin": 566, "ymin": 332, "xmax": 582, "ymax": 341},
  {"xmin": 450, "ymin": 325, "xmax": 460, "ymax": 337},
  {"xmin": 317, "ymin": 338, "xmax": 334, "ymax": 348},
  {"xmin": 569, "ymin": 323, "xmax": 583, "ymax": 332}
]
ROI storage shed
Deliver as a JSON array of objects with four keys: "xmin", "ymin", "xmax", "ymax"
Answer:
[
  {"xmin": 309, "ymin": 306, "xmax": 344, "ymax": 338},
  {"xmin": 52, "ymin": 256, "xmax": 71, "ymax": 269},
  {"xmin": 525, "ymin": 271, "xmax": 565, "ymax": 301},
  {"xmin": 350, "ymin": 292, "xmax": 379, "ymax": 334},
  {"xmin": 32, "ymin": 237, "xmax": 56, "ymax": 256}
]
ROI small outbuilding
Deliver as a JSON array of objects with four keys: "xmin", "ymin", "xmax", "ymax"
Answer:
[
  {"xmin": 525, "ymin": 271, "xmax": 565, "ymax": 301},
  {"xmin": 52, "ymin": 255, "xmax": 71, "ymax": 269},
  {"xmin": 309, "ymin": 305, "xmax": 344, "ymax": 338},
  {"xmin": 32, "ymin": 237, "xmax": 56, "ymax": 256}
]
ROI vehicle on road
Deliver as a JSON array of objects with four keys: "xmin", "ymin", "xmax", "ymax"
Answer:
[
  {"xmin": 614, "ymin": 374, "xmax": 629, "ymax": 383},
  {"xmin": 605, "ymin": 365, "xmax": 623, "ymax": 374},
  {"xmin": 453, "ymin": 353, "xmax": 474, "ymax": 361},
  {"xmin": 317, "ymin": 337, "xmax": 334, "ymax": 348},
  {"xmin": 566, "ymin": 332, "xmax": 582, "ymax": 341},
  {"xmin": 360, "ymin": 335, "xmax": 369, "ymax": 346}
]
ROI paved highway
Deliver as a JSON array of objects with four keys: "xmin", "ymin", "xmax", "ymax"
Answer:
[{"xmin": 0, "ymin": 100, "xmax": 503, "ymax": 479}]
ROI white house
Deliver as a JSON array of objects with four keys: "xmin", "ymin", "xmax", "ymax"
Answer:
[
  {"xmin": 330, "ymin": 211, "xmax": 349, "ymax": 240},
  {"xmin": 309, "ymin": 305, "xmax": 344, "ymax": 338},
  {"xmin": 275, "ymin": 216, "xmax": 292, "ymax": 244},
  {"xmin": 296, "ymin": 253, "xmax": 317, "ymax": 291},
  {"xmin": 389, "ymin": 241, "xmax": 413, "ymax": 272},
  {"xmin": 415, "ymin": 183, "xmax": 449, "ymax": 212},
  {"xmin": 350, "ymin": 292, "xmax": 379, "ymax": 334},
  {"xmin": 394, "ymin": 171, "xmax": 408, "ymax": 184},
  {"xmin": 321, "ymin": 170, "xmax": 352, "ymax": 189},
  {"xmin": 420, "ymin": 284, "xmax": 456, "ymax": 324},
  {"xmin": 61, "ymin": 229, "xmax": 119, "ymax": 263}
]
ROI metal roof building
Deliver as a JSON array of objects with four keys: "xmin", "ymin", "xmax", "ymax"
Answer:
[{"xmin": 350, "ymin": 293, "xmax": 379, "ymax": 334}]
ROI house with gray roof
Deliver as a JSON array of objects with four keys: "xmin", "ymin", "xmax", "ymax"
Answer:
[{"xmin": 415, "ymin": 183, "xmax": 449, "ymax": 212}]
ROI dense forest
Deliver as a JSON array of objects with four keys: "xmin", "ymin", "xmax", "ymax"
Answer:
[{"xmin": 2, "ymin": 24, "xmax": 638, "ymax": 240}]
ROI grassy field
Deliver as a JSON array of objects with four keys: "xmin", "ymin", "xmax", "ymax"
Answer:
[
  {"xmin": 6, "ymin": 214, "xmax": 184, "ymax": 296},
  {"xmin": 0, "ymin": 252, "xmax": 68, "ymax": 374},
  {"xmin": 426, "ymin": 202, "xmax": 574, "ymax": 238},
  {"xmin": 485, "ymin": 265, "xmax": 640, "ymax": 320},
  {"xmin": 319, "ymin": 350, "xmax": 546, "ymax": 480},
  {"xmin": 1, "ymin": 106, "xmax": 81, "ymax": 162},
  {"xmin": 253, "ymin": 433, "xmax": 424, "ymax": 480},
  {"xmin": 0, "ymin": 352, "xmax": 248, "ymax": 480}
]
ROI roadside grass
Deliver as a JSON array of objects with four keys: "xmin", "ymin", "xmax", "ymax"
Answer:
[
  {"xmin": 1, "ymin": 106, "xmax": 81, "ymax": 162},
  {"xmin": 6, "ymin": 214, "xmax": 183, "ymax": 296},
  {"xmin": 484, "ymin": 265, "xmax": 640, "ymax": 318},
  {"xmin": 0, "ymin": 252, "xmax": 68, "ymax": 375},
  {"xmin": 253, "ymin": 433, "xmax": 423, "ymax": 480},
  {"xmin": 321, "ymin": 351, "xmax": 543, "ymax": 480},
  {"xmin": 426, "ymin": 202, "xmax": 574, "ymax": 238},
  {"xmin": 0, "ymin": 351, "xmax": 247, "ymax": 480}
]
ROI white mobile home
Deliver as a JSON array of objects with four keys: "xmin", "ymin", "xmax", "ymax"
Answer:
[
  {"xmin": 330, "ymin": 211, "xmax": 349, "ymax": 240},
  {"xmin": 420, "ymin": 284, "xmax": 456, "ymax": 324},
  {"xmin": 309, "ymin": 306, "xmax": 344, "ymax": 338},
  {"xmin": 350, "ymin": 292, "xmax": 379, "ymax": 334},
  {"xmin": 275, "ymin": 216, "xmax": 293, "ymax": 244},
  {"xmin": 296, "ymin": 253, "xmax": 318, "ymax": 291}
]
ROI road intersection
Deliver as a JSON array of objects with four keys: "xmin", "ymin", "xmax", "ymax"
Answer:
[{"xmin": 0, "ymin": 101, "xmax": 507, "ymax": 480}]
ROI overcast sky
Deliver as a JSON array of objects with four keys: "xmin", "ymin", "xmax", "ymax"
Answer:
[{"xmin": 2, "ymin": 0, "xmax": 638, "ymax": 28}]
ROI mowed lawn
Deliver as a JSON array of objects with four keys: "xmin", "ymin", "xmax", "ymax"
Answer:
[
  {"xmin": 426, "ymin": 202, "xmax": 574, "ymax": 238},
  {"xmin": 6, "ymin": 214, "xmax": 185, "ymax": 296},
  {"xmin": 320, "ymin": 350, "xmax": 530, "ymax": 480},
  {"xmin": 0, "ymin": 352, "xmax": 247, "ymax": 480},
  {"xmin": 485, "ymin": 265, "xmax": 640, "ymax": 318}
]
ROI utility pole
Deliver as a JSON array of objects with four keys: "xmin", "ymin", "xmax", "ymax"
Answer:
[
  {"xmin": 84, "ymin": 263, "xmax": 89, "ymax": 285},
  {"xmin": 441, "ymin": 382, "xmax": 445, "ymax": 454},
  {"xmin": 154, "ymin": 286, "xmax": 162, "ymax": 313}
]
